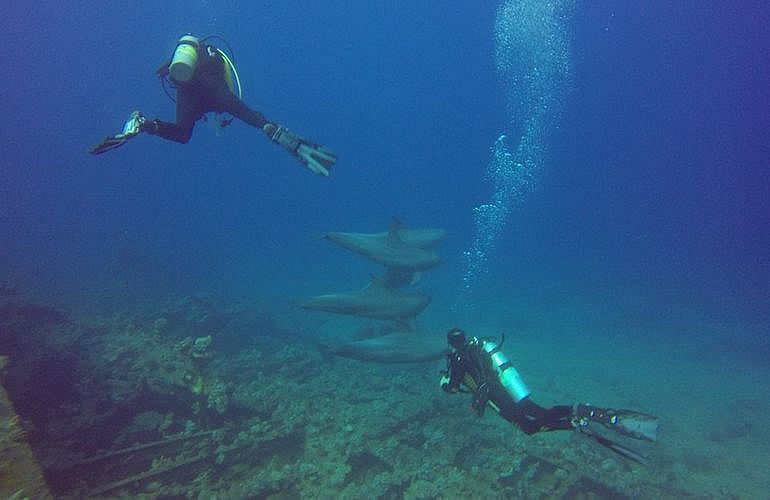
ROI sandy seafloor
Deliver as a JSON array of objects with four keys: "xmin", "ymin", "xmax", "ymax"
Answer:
[{"xmin": 1, "ymin": 275, "xmax": 767, "ymax": 499}]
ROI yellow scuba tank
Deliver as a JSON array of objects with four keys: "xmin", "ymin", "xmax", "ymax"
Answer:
[{"xmin": 169, "ymin": 35, "xmax": 200, "ymax": 83}]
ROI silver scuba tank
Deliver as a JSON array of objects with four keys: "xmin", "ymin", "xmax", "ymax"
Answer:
[{"xmin": 482, "ymin": 339, "xmax": 531, "ymax": 402}]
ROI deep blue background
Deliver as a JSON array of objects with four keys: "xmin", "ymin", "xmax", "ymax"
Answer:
[{"xmin": 1, "ymin": 2, "xmax": 767, "ymax": 330}]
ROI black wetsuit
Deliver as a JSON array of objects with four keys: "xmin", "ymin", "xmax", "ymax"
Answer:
[
  {"xmin": 149, "ymin": 45, "xmax": 268, "ymax": 143},
  {"xmin": 443, "ymin": 340, "xmax": 574, "ymax": 434}
]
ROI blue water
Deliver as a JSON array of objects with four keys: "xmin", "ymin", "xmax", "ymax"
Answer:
[
  {"xmin": 0, "ymin": 0, "xmax": 765, "ymax": 335},
  {"xmin": 0, "ymin": 1, "xmax": 765, "ymax": 337}
]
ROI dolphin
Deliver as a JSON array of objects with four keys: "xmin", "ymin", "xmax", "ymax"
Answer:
[
  {"xmin": 300, "ymin": 278, "xmax": 430, "ymax": 323},
  {"xmin": 381, "ymin": 268, "xmax": 424, "ymax": 289},
  {"xmin": 330, "ymin": 330, "xmax": 449, "ymax": 363},
  {"xmin": 323, "ymin": 225, "xmax": 442, "ymax": 272},
  {"xmin": 368, "ymin": 227, "xmax": 446, "ymax": 249}
]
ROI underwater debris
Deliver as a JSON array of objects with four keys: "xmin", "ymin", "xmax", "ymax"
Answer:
[
  {"xmin": 176, "ymin": 335, "xmax": 231, "ymax": 415},
  {"xmin": 191, "ymin": 335, "xmax": 213, "ymax": 360},
  {"xmin": 0, "ymin": 355, "xmax": 8, "ymax": 381},
  {"xmin": 0, "ymin": 379, "xmax": 51, "ymax": 498},
  {"xmin": 47, "ymin": 429, "xmax": 219, "ymax": 496}
]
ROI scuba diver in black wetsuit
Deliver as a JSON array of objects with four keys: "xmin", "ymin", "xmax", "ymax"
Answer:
[
  {"xmin": 90, "ymin": 34, "xmax": 336, "ymax": 177},
  {"xmin": 440, "ymin": 328, "xmax": 660, "ymax": 463}
]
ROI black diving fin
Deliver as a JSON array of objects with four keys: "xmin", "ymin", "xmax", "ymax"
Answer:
[
  {"xmin": 577, "ymin": 425, "xmax": 651, "ymax": 465},
  {"xmin": 572, "ymin": 404, "xmax": 659, "ymax": 465},
  {"xmin": 89, "ymin": 111, "xmax": 146, "ymax": 155},
  {"xmin": 90, "ymin": 135, "xmax": 130, "ymax": 154},
  {"xmin": 611, "ymin": 409, "xmax": 659, "ymax": 442}
]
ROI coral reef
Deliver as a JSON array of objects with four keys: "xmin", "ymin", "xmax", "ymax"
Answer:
[{"xmin": 0, "ymin": 290, "xmax": 760, "ymax": 498}]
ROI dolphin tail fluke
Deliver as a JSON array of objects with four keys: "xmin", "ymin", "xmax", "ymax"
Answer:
[
  {"xmin": 390, "ymin": 217, "xmax": 406, "ymax": 230},
  {"xmin": 396, "ymin": 317, "xmax": 417, "ymax": 331},
  {"xmin": 304, "ymin": 336, "xmax": 336, "ymax": 361},
  {"xmin": 365, "ymin": 274, "xmax": 387, "ymax": 290}
]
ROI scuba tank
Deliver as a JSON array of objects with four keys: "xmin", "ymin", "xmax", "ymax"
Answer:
[
  {"xmin": 162, "ymin": 34, "xmax": 242, "ymax": 99},
  {"xmin": 481, "ymin": 337, "xmax": 531, "ymax": 402},
  {"xmin": 169, "ymin": 35, "xmax": 200, "ymax": 83},
  {"xmin": 161, "ymin": 34, "xmax": 243, "ymax": 134}
]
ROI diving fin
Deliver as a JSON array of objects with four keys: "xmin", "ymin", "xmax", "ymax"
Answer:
[
  {"xmin": 264, "ymin": 123, "xmax": 337, "ymax": 176},
  {"xmin": 611, "ymin": 409, "xmax": 659, "ymax": 442},
  {"xmin": 574, "ymin": 404, "xmax": 659, "ymax": 442},
  {"xmin": 89, "ymin": 111, "xmax": 146, "ymax": 155},
  {"xmin": 296, "ymin": 142, "xmax": 336, "ymax": 177},
  {"xmin": 89, "ymin": 135, "xmax": 129, "ymax": 154},
  {"xmin": 577, "ymin": 425, "xmax": 650, "ymax": 465}
]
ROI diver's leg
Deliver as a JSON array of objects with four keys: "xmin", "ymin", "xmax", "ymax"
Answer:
[
  {"xmin": 503, "ymin": 398, "xmax": 574, "ymax": 434},
  {"xmin": 206, "ymin": 75, "xmax": 269, "ymax": 129},
  {"xmin": 145, "ymin": 87, "xmax": 201, "ymax": 143},
  {"xmin": 226, "ymin": 98, "xmax": 269, "ymax": 129}
]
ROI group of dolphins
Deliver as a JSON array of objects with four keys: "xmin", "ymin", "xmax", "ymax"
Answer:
[{"xmin": 300, "ymin": 222, "xmax": 450, "ymax": 363}]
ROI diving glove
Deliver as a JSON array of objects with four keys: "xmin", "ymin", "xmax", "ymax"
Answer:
[
  {"xmin": 89, "ymin": 111, "xmax": 148, "ymax": 155},
  {"xmin": 264, "ymin": 123, "xmax": 336, "ymax": 177},
  {"xmin": 439, "ymin": 370, "xmax": 451, "ymax": 390}
]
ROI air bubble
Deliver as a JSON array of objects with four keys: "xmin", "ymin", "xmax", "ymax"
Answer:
[{"xmin": 454, "ymin": 0, "xmax": 574, "ymax": 314}]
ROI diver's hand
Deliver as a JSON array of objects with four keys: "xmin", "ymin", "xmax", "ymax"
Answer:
[
  {"xmin": 89, "ymin": 111, "xmax": 147, "ymax": 155},
  {"xmin": 439, "ymin": 370, "xmax": 454, "ymax": 392},
  {"xmin": 121, "ymin": 111, "xmax": 148, "ymax": 138},
  {"xmin": 264, "ymin": 123, "xmax": 336, "ymax": 177}
]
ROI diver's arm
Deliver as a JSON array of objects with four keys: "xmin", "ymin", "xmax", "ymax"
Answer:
[
  {"xmin": 441, "ymin": 353, "xmax": 464, "ymax": 393},
  {"xmin": 155, "ymin": 58, "xmax": 172, "ymax": 77}
]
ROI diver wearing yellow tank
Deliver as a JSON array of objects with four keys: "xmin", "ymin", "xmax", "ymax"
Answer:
[{"xmin": 90, "ymin": 34, "xmax": 336, "ymax": 177}]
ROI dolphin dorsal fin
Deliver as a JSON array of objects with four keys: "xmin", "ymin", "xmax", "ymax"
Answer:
[
  {"xmin": 365, "ymin": 274, "xmax": 386, "ymax": 290},
  {"xmin": 387, "ymin": 219, "xmax": 406, "ymax": 246},
  {"xmin": 398, "ymin": 317, "xmax": 417, "ymax": 331}
]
